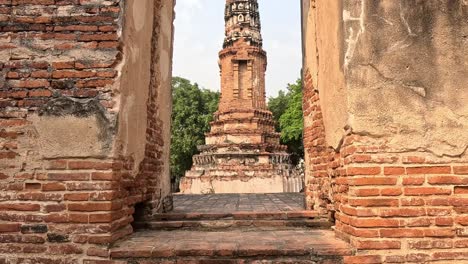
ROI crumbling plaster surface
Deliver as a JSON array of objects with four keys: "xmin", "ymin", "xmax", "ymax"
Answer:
[
  {"xmin": 116, "ymin": 0, "xmax": 154, "ymax": 170},
  {"xmin": 116, "ymin": 0, "xmax": 173, "ymax": 197},
  {"xmin": 302, "ymin": 0, "xmax": 348, "ymax": 149},
  {"xmin": 304, "ymin": 0, "xmax": 468, "ymax": 157},
  {"xmin": 156, "ymin": 0, "xmax": 175, "ymax": 199}
]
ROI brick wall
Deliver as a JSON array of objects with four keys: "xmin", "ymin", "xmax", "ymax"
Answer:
[
  {"xmin": 302, "ymin": 0, "xmax": 468, "ymax": 262},
  {"xmin": 303, "ymin": 69, "xmax": 468, "ymax": 263},
  {"xmin": 0, "ymin": 0, "xmax": 174, "ymax": 263}
]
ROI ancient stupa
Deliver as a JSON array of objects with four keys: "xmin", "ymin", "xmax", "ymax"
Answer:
[{"xmin": 179, "ymin": 0, "xmax": 303, "ymax": 194}]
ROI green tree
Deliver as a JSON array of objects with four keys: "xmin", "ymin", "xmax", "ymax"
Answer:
[
  {"xmin": 268, "ymin": 78, "xmax": 304, "ymax": 164},
  {"xmin": 170, "ymin": 77, "xmax": 219, "ymax": 190},
  {"xmin": 268, "ymin": 90, "xmax": 289, "ymax": 131}
]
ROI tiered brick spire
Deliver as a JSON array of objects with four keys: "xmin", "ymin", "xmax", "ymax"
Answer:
[{"xmin": 179, "ymin": 0, "xmax": 302, "ymax": 194}]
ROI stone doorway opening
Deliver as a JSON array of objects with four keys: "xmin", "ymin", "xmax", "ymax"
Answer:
[{"xmin": 171, "ymin": 0, "xmax": 306, "ymax": 200}]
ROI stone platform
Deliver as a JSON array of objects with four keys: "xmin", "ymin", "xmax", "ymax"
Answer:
[
  {"xmin": 110, "ymin": 229, "xmax": 353, "ymax": 263},
  {"xmin": 112, "ymin": 194, "xmax": 351, "ymax": 263}
]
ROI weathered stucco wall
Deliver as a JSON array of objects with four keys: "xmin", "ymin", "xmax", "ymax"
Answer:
[
  {"xmin": 303, "ymin": 0, "xmax": 468, "ymax": 263},
  {"xmin": 302, "ymin": 0, "xmax": 348, "ymax": 149},
  {"xmin": 117, "ymin": 0, "xmax": 174, "ymax": 205},
  {"xmin": 345, "ymin": 0, "xmax": 468, "ymax": 157}
]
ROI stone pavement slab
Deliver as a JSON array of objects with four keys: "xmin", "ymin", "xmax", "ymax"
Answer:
[{"xmin": 172, "ymin": 193, "xmax": 305, "ymax": 213}]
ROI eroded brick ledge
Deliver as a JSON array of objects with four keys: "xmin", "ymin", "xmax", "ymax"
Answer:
[{"xmin": 110, "ymin": 229, "xmax": 353, "ymax": 263}]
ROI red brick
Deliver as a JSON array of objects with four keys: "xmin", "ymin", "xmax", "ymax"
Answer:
[
  {"xmin": 424, "ymin": 228, "xmax": 456, "ymax": 238},
  {"xmin": 427, "ymin": 208, "xmax": 452, "ymax": 216},
  {"xmin": 64, "ymin": 193, "xmax": 90, "ymax": 201},
  {"xmin": 75, "ymin": 61, "xmax": 114, "ymax": 69},
  {"xmin": 428, "ymin": 175, "xmax": 468, "ymax": 185},
  {"xmin": 380, "ymin": 188, "xmax": 402, "ymax": 196},
  {"xmin": 343, "ymin": 255, "xmax": 382, "ymax": 264},
  {"xmin": 449, "ymin": 197, "xmax": 468, "ymax": 206},
  {"xmin": 52, "ymin": 70, "xmax": 96, "ymax": 79},
  {"xmin": 91, "ymin": 172, "xmax": 121, "ymax": 181},
  {"xmin": 433, "ymin": 251, "xmax": 468, "ymax": 260},
  {"xmin": 45, "ymin": 204, "xmax": 66, "ymax": 213},
  {"xmin": 454, "ymin": 166, "xmax": 468, "ymax": 174},
  {"xmin": 348, "ymin": 198, "xmax": 399, "ymax": 207},
  {"xmin": 456, "ymin": 216, "xmax": 468, "ymax": 226},
  {"xmin": 98, "ymin": 25, "xmax": 117, "ymax": 32},
  {"xmin": 25, "ymin": 183, "xmax": 41, "ymax": 190},
  {"xmin": 384, "ymin": 255, "xmax": 406, "ymax": 263},
  {"xmin": 6, "ymin": 71, "xmax": 20, "ymax": 79},
  {"xmin": 401, "ymin": 198, "xmax": 426, "ymax": 206},
  {"xmin": 380, "ymin": 228, "xmax": 424, "ymax": 238},
  {"xmin": 87, "ymin": 247, "xmax": 110, "ymax": 257},
  {"xmin": 4, "ymin": 90, "xmax": 27, "ymax": 98},
  {"xmin": 402, "ymin": 176, "xmax": 425, "ymax": 185},
  {"xmin": 384, "ymin": 167, "xmax": 405, "ymax": 175},
  {"xmin": 406, "ymin": 166, "xmax": 451, "ymax": 174},
  {"xmin": 0, "ymin": 203, "xmax": 40, "ymax": 211},
  {"xmin": 54, "ymin": 25, "xmax": 98, "ymax": 32},
  {"xmin": 89, "ymin": 213, "xmax": 113, "ymax": 223},
  {"xmin": 8, "ymin": 79, "xmax": 49, "ymax": 88},
  {"xmin": 435, "ymin": 217, "xmax": 454, "ymax": 226},
  {"xmin": 406, "ymin": 253, "xmax": 430, "ymax": 263},
  {"xmin": 404, "ymin": 187, "xmax": 452, "ymax": 196},
  {"xmin": 352, "ymin": 188, "xmax": 380, "ymax": 197},
  {"xmin": 29, "ymin": 89, "xmax": 52, "ymax": 97},
  {"xmin": 30, "ymin": 70, "xmax": 51, "ymax": 78},
  {"xmin": 52, "ymin": 61, "xmax": 75, "ymax": 69},
  {"xmin": 351, "ymin": 218, "xmax": 400, "ymax": 228},
  {"xmin": 79, "ymin": 79, "xmax": 114, "ymax": 88},
  {"xmin": 42, "ymin": 182, "xmax": 66, "ymax": 192},
  {"xmin": 67, "ymin": 202, "xmax": 113, "ymax": 212},
  {"xmin": 0, "ymin": 223, "xmax": 21, "ymax": 233},
  {"xmin": 355, "ymin": 240, "xmax": 401, "ymax": 250},
  {"xmin": 379, "ymin": 208, "xmax": 426, "ymax": 217},
  {"xmin": 48, "ymin": 173, "xmax": 89, "ymax": 181},
  {"xmin": 455, "ymin": 186, "xmax": 468, "ymax": 194},
  {"xmin": 455, "ymin": 239, "xmax": 468, "ymax": 248},
  {"xmin": 405, "ymin": 218, "xmax": 432, "ymax": 227},
  {"xmin": 347, "ymin": 167, "xmax": 381, "ymax": 176},
  {"xmin": 408, "ymin": 240, "xmax": 453, "ymax": 249},
  {"xmin": 426, "ymin": 198, "xmax": 450, "ymax": 206},
  {"xmin": 68, "ymin": 160, "xmax": 113, "ymax": 170},
  {"xmin": 350, "ymin": 177, "xmax": 397, "ymax": 186},
  {"xmin": 69, "ymin": 213, "xmax": 89, "ymax": 223}
]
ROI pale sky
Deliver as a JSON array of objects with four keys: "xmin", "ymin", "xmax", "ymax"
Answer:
[{"xmin": 173, "ymin": 0, "xmax": 302, "ymax": 98}]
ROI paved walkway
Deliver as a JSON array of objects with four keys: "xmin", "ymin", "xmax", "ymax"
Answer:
[
  {"xmin": 111, "ymin": 229, "xmax": 352, "ymax": 261},
  {"xmin": 172, "ymin": 193, "xmax": 305, "ymax": 213}
]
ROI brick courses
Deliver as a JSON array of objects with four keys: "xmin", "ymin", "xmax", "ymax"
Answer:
[
  {"xmin": 0, "ymin": 0, "xmax": 174, "ymax": 263},
  {"xmin": 303, "ymin": 68, "xmax": 468, "ymax": 263}
]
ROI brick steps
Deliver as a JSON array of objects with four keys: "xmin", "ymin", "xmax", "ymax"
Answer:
[
  {"xmin": 110, "ymin": 229, "xmax": 353, "ymax": 263},
  {"xmin": 152, "ymin": 210, "xmax": 318, "ymax": 220},
  {"xmin": 134, "ymin": 210, "xmax": 329, "ymax": 231},
  {"xmin": 134, "ymin": 219, "xmax": 332, "ymax": 231}
]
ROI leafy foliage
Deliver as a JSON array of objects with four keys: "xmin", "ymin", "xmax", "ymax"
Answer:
[
  {"xmin": 268, "ymin": 78, "xmax": 304, "ymax": 164},
  {"xmin": 170, "ymin": 77, "xmax": 220, "ymax": 190}
]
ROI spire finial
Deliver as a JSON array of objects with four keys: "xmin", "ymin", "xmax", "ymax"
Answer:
[{"xmin": 224, "ymin": 0, "xmax": 262, "ymax": 48}]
